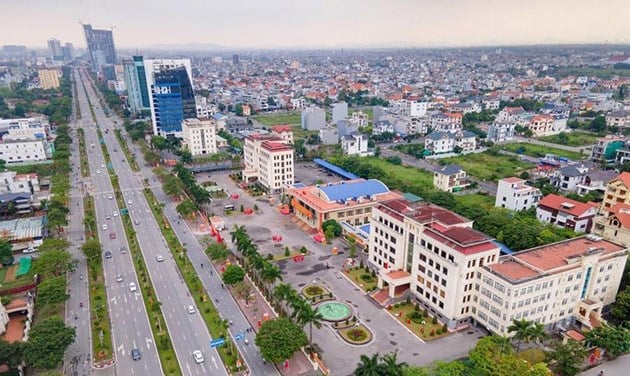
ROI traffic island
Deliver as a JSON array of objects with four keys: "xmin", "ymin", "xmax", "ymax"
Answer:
[
  {"xmin": 338, "ymin": 324, "xmax": 373, "ymax": 346},
  {"xmin": 301, "ymin": 284, "xmax": 334, "ymax": 304},
  {"xmin": 387, "ymin": 301, "xmax": 451, "ymax": 340}
]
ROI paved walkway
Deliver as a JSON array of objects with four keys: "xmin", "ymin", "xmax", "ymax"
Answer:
[{"xmin": 580, "ymin": 354, "xmax": 630, "ymax": 376}]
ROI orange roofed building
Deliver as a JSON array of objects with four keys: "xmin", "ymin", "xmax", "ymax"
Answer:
[
  {"xmin": 285, "ymin": 179, "xmax": 402, "ymax": 231},
  {"xmin": 536, "ymin": 194, "xmax": 598, "ymax": 233},
  {"xmin": 478, "ymin": 235, "xmax": 627, "ymax": 335}
]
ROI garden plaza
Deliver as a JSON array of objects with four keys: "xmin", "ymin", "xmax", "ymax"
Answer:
[{"xmin": 367, "ymin": 198, "xmax": 628, "ymax": 335}]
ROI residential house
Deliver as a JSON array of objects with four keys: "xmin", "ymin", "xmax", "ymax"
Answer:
[
  {"xmin": 495, "ymin": 177, "xmax": 541, "ymax": 211},
  {"xmin": 600, "ymin": 172, "xmax": 630, "ymax": 212},
  {"xmin": 430, "ymin": 112, "xmax": 463, "ymax": 132},
  {"xmin": 527, "ymin": 114, "xmax": 555, "ymax": 137},
  {"xmin": 496, "ymin": 106, "xmax": 525, "ymax": 122},
  {"xmin": 576, "ymin": 170, "xmax": 617, "ymax": 196},
  {"xmin": 551, "ymin": 165, "xmax": 589, "ymax": 193},
  {"xmin": 341, "ymin": 133, "xmax": 371, "ymax": 156},
  {"xmin": 590, "ymin": 136, "xmax": 626, "ymax": 164},
  {"xmin": 270, "ymin": 125, "xmax": 294, "ymax": 144},
  {"xmin": 487, "ymin": 122, "xmax": 516, "ymax": 143},
  {"xmin": 373, "ymin": 120, "xmax": 394, "ymax": 135},
  {"xmin": 536, "ymin": 194, "xmax": 598, "ymax": 233},
  {"xmin": 424, "ymin": 130, "xmax": 477, "ymax": 154},
  {"xmin": 433, "ymin": 165, "xmax": 471, "ymax": 192},
  {"xmin": 606, "ymin": 110, "xmax": 630, "ymax": 128},
  {"xmin": 594, "ymin": 203, "xmax": 630, "ymax": 246}
]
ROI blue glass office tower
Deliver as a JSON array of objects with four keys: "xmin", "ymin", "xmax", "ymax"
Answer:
[{"xmin": 151, "ymin": 66, "xmax": 195, "ymax": 136}]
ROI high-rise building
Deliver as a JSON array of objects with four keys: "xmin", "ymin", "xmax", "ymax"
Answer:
[
  {"xmin": 123, "ymin": 56, "xmax": 151, "ymax": 113},
  {"xmin": 232, "ymin": 54, "xmax": 240, "ymax": 65},
  {"xmin": 62, "ymin": 43, "xmax": 74, "ymax": 61},
  {"xmin": 47, "ymin": 38, "xmax": 64, "ymax": 62},
  {"xmin": 144, "ymin": 59, "xmax": 195, "ymax": 137},
  {"xmin": 83, "ymin": 24, "xmax": 117, "ymax": 70},
  {"xmin": 331, "ymin": 102, "xmax": 348, "ymax": 125}
]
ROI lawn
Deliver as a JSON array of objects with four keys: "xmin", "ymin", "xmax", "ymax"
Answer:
[
  {"xmin": 344, "ymin": 266, "xmax": 378, "ymax": 293},
  {"xmin": 441, "ymin": 152, "xmax": 534, "ymax": 181},
  {"xmin": 361, "ymin": 157, "xmax": 435, "ymax": 188},
  {"xmin": 537, "ymin": 132, "xmax": 600, "ymax": 147},
  {"xmin": 454, "ymin": 193, "xmax": 496, "ymax": 210},
  {"xmin": 501, "ymin": 143, "xmax": 585, "ymax": 161},
  {"xmin": 389, "ymin": 301, "xmax": 449, "ymax": 340},
  {"xmin": 252, "ymin": 111, "xmax": 302, "ymax": 126}
]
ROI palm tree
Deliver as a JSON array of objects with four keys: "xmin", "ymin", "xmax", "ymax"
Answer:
[
  {"xmin": 260, "ymin": 262, "xmax": 283, "ymax": 299},
  {"xmin": 527, "ymin": 322, "xmax": 547, "ymax": 345},
  {"xmin": 507, "ymin": 319, "xmax": 533, "ymax": 351},
  {"xmin": 230, "ymin": 224, "xmax": 246, "ymax": 245},
  {"xmin": 274, "ymin": 283, "xmax": 298, "ymax": 316},
  {"xmin": 292, "ymin": 299, "xmax": 324, "ymax": 351},
  {"xmin": 380, "ymin": 351, "xmax": 407, "ymax": 376},
  {"xmin": 354, "ymin": 353, "xmax": 384, "ymax": 376}
]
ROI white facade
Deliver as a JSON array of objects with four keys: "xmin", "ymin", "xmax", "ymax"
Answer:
[
  {"xmin": 195, "ymin": 96, "xmax": 216, "ymax": 118},
  {"xmin": 291, "ymin": 98, "xmax": 306, "ymax": 110},
  {"xmin": 301, "ymin": 107, "xmax": 326, "ymax": 130},
  {"xmin": 0, "ymin": 139, "xmax": 49, "ymax": 163},
  {"xmin": 0, "ymin": 118, "xmax": 48, "ymax": 138},
  {"xmin": 242, "ymin": 134, "xmax": 294, "ymax": 193},
  {"xmin": 487, "ymin": 122, "xmax": 516, "ymax": 143},
  {"xmin": 0, "ymin": 171, "xmax": 39, "ymax": 194},
  {"xmin": 181, "ymin": 118, "xmax": 218, "ymax": 156},
  {"xmin": 409, "ymin": 101, "xmax": 429, "ymax": 117},
  {"xmin": 331, "ymin": 102, "xmax": 348, "ymax": 124},
  {"xmin": 495, "ymin": 178, "xmax": 541, "ymax": 211},
  {"xmin": 341, "ymin": 133, "xmax": 371, "ymax": 156},
  {"xmin": 475, "ymin": 236, "xmax": 627, "ymax": 335}
]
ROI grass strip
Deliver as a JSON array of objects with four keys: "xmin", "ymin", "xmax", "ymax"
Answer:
[
  {"xmin": 77, "ymin": 128, "xmax": 90, "ymax": 178},
  {"xmin": 142, "ymin": 188, "xmax": 246, "ymax": 373},
  {"xmin": 114, "ymin": 129, "xmax": 139, "ymax": 172},
  {"xmin": 83, "ymin": 196, "xmax": 114, "ymax": 363},
  {"xmin": 97, "ymin": 130, "xmax": 182, "ymax": 376}
]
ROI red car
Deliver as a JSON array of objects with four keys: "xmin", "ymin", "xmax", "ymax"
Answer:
[{"xmin": 109, "ymin": 232, "xmax": 116, "ymax": 239}]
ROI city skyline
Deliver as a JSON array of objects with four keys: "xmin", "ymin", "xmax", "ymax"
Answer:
[{"xmin": 3, "ymin": 0, "xmax": 630, "ymax": 50}]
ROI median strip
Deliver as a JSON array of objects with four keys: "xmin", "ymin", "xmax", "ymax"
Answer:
[
  {"xmin": 94, "ymin": 126, "xmax": 182, "ymax": 376},
  {"xmin": 114, "ymin": 129, "xmax": 139, "ymax": 172},
  {"xmin": 77, "ymin": 128, "xmax": 90, "ymax": 178},
  {"xmin": 142, "ymin": 188, "xmax": 246, "ymax": 373}
]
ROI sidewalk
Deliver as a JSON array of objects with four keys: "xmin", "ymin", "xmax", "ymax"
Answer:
[{"xmin": 208, "ymin": 254, "xmax": 315, "ymax": 376}]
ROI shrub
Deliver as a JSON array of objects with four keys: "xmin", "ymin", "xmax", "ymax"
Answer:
[
  {"xmin": 406, "ymin": 311, "xmax": 425, "ymax": 324},
  {"xmin": 436, "ymin": 329, "xmax": 442, "ymax": 335},
  {"xmin": 394, "ymin": 303, "xmax": 400, "ymax": 308},
  {"xmin": 364, "ymin": 266, "xmax": 369, "ymax": 273},
  {"xmin": 253, "ymin": 204, "xmax": 259, "ymax": 211},
  {"xmin": 415, "ymin": 302, "xmax": 420, "ymax": 311},
  {"xmin": 432, "ymin": 316, "xmax": 438, "ymax": 325},
  {"xmin": 422, "ymin": 308, "xmax": 428, "ymax": 317},
  {"xmin": 266, "ymin": 253, "xmax": 274, "ymax": 260},
  {"xmin": 345, "ymin": 318, "xmax": 349, "ymax": 326},
  {"xmin": 347, "ymin": 328, "xmax": 367, "ymax": 341},
  {"xmin": 442, "ymin": 323, "xmax": 448, "ymax": 333},
  {"xmin": 430, "ymin": 329, "xmax": 435, "ymax": 337},
  {"xmin": 405, "ymin": 296, "xmax": 411, "ymax": 305},
  {"xmin": 359, "ymin": 260, "xmax": 364, "ymax": 268},
  {"xmin": 284, "ymin": 247, "xmax": 290, "ymax": 257}
]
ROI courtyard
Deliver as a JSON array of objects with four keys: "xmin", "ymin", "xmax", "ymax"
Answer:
[{"xmin": 197, "ymin": 170, "xmax": 485, "ymax": 375}]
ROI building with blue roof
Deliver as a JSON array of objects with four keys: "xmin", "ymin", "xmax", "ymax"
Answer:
[{"xmin": 285, "ymin": 178, "xmax": 403, "ymax": 231}]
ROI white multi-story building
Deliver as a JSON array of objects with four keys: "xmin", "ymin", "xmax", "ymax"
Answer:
[
  {"xmin": 242, "ymin": 134, "xmax": 294, "ymax": 193},
  {"xmin": 301, "ymin": 107, "xmax": 326, "ymax": 130},
  {"xmin": 181, "ymin": 118, "xmax": 217, "ymax": 156},
  {"xmin": 537, "ymin": 194, "xmax": 598, "ymax": 233},
  {"xmin": 0, "ymin": 171, "xmax": 40, "ymax": 194},
  {"xmin": 369, "ymin": 199, "xmax": 501, "ymax": 329},
  {"xmin": 487, "ymin": 122, "xmax": 516, "ymax": 143},
  {"xmin": 0, "ymin": 118, "xmax": 48, "ymax": 138},
  {"xmin": 430, "ymin": 112, "xmax": 463, "ymax": 132},
  {"xmin": 0, "ymin": 139, "xmax": 49, "ymax": 164},
  {"xmin": 495, "ymin": 177, "xmax": 541, "ymax": 211},
  {"xmin": 424, "ymin": 130, "xmax": 477, "ymax": 154},
  {"xmin": 341, "ymin": 133, "xmax": 371, "ymax": 156},
  {"xmin": 291, "ymin": 97, "xmax": 306, "ymax": 110},
  {"xmin": 331, "ymin": 102, "xmax": 348, "ymax": 125},
  {"xmin": 195, "ymin": 95, "xmax": 216, "ymax": 118},
  {"xmin": 475, "ymin": 235, "xmax": 627, "ymax": 335}
]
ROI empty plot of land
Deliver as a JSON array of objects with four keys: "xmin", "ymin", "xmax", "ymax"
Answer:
[{"xmin": 441, "ymin": 152, "xmax": 534, "ymax": 181}]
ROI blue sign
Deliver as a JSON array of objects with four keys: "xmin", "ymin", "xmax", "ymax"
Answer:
[
  {"xmin": 210, "ymin": 338, "xmax": 225, "ymax": 348},
  {"xmin": 120, "ymin": 208, "xmax": 128, "ymax": 215},
  {"xmin": 234, "ymin": 333, "xmax": 244, "ymax": 341}
]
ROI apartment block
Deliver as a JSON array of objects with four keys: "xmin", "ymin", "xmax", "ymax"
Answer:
[
  {"xmin": 242, "ymin": 134, "xmax": 294, "ymax": 193},
  {"xmin": 181, "ymin": 118, "xmax": 217, "ymax": 156},
  {"xmin": 475, "ymin": 236, "xmax": 627, "ymax": 335},
  {"xmin": 495, "ymin": 177, "xmax": 541, "ymax": 211}
]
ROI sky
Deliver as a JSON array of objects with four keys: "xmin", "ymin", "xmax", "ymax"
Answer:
[{"xmin": 3, "ymin": 0, "xmax": 630, "ymax": 49}]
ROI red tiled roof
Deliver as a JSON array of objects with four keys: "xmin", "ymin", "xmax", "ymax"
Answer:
[
  {"xmin": 272, "ymin": 125, "xmax": 292, "ymax": 133},
  {"xmin": 538, "ymin": 194, "xmax": 598, "ymax": 217},
  {"xmin": 387, "ymin": 270, "xmax": 410, "ymax": 279},
  {"xmin": 424, "ymin": 225, "xmax": 497, "ymax": 256},
  {"xmin": 502, "ymin": 177, "xmax": 524, "ymax": 184},
  {"xmin": 616, "ymin": 172, "xmax": 630, "ymax": 187},
  {"xmin": 565, "ymin": 330, "xmax": 585, "ymax": 341},
  {"xmin": 261, "ymin": 141, "xmax": 292, "ymax": 152},
  {"xmin": 487, "ymin": 261, "xmax": 538, "ymax": 281}
]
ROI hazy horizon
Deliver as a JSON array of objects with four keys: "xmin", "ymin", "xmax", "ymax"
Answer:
[{"xmin": 4, "ymin": 0, "xmax": 630, "ymax": 50}]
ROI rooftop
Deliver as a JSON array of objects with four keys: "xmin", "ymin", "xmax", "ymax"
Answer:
[
  {"xmin": 0, "ymin": 216, "xmax": 44, "ymax": 241},
  {"xmin": 261, "ymin": 140, "xmax": 293, "ymax": 152},
  {"xmin": 538, "ymin": 194, "xmax": 598, "ymax": 217}
]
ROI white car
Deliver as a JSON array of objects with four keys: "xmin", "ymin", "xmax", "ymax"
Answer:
[
  {"xmin": 129, "ymin": 282, "xmax": 137, "ymax": 292},
  {"xmin": 116, "ymin": 275, "xmax": 123, "ymax": 282},
  {"xmin": 187, "ymin": 305, "xmax": 196, "ymax": 314},
  {"xmin": 96, "ymin": 170, "xmax": 101, "ymax": 174},
  {"xmin": 127, "ymin": 200, "xmax": 133, "ymax": 205},
  {"xmin": 105, "ymin": 215, "xmax": 111, "ymax": 220},
  {"xmin": 101, "ymin": 164, "xmax": 105, "ymax": 168},
  {"xmin": 107, "ymin": 195, "xmax": 113, "ymax": 200},
  {"xmin": 102, "ymin": 224, "xmax": 107, "ymax": 230},
  {"xmin": 156, "ymin": 255, "xmax": 164, "ymax": 262},
  {"xmin": 113, "ymin": 211, "xmax": 118, "ymax": 217},
  {"xmin": 192, "ymin": 350, "xmax": 204, "ymax": 364}
]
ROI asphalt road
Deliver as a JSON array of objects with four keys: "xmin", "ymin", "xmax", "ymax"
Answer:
[
  {"xmin": 63, "ymin": 71, "xmax": 94, "ymax": 376},
  {"xmin": 81, "ymin": 71, "xmax": 229, "ymax": 376},
  {"xmin": 85, "ymin": 78, "xmax": 279, "ymax": 376},
  {"xmin": 71, "ymin": 70, "xmax": 163, "ymax": 376}
]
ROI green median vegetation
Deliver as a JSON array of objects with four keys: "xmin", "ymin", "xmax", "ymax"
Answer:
[
  {"xmin": 142, "ymin": 188, "xmax": 245, "ymax": 373},
  {"xmin": 77, "ymin": 128, "xmax": 90, "ymax": 178},
  {"xmin": 82, "ymin": 197, "xmax": 114, "ymax": 364},
  {"xmin": 114, "ymin": 129, "xmax": 139, "ymax": 172}
]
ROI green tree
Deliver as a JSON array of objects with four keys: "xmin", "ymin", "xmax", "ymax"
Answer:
[
  {"xmin": 584, "ymin": 325, "xmax": 630, "ymax": 358},
  {"xmin": 507, "ymin": 319, "xmax": 533, "ymax": 351},
  {"xmin": 180, "ymin": 150, "xmax": 193, "ymax": 164},
  {"xmin": 260, "ymin": 262, "xmax": 283, "ymax": 290},
  {"xmin": 545, "ymin": 340, "xmax": 587, "ymax": 376},
  {"xmin": 381, "ymin": 351, "xmax": 408, "ymax": 376},
  {"xmin": 589, "ymin": 115, "xmax": 607, "ymax": 133},
  {"xmin": 468, "ymin": 335, "xmax": 513, "ymax": 375},
  {"xmin": 162, "ymin": 175, "xmax": 183, "ymax": 196},
  {"xmin": 36, "ymin": 276, "xmax": 69, "ymax": 307},
  {"xmin": 402, "ymin": 366, "xmax": 430, "ymax": 376},
  {"xmin": 81, "ymin": 239, "xmax": 102, "ymax": 266},
  {"xmin": 206, "ymin": 242, "xmax": 230, "ymax": 262},
  {"xmin": 37, "ymin": 238, "xmax": 69, "ymax": 253},
  {"xmin": 24, "ymin": 316, "xmax": 75, "ymax": 370},
  {"xmin": 322, "ymin": 219, "xmax": 342, "ymax": 237},
  {"xmin": 151, "ymin": 135, "xmax": 168, "ymax": 150},
  {"xmin": 255, "ymin": 318, "xmax": 307, "ymax": 363},
  {"xmin": 354, "ymin": 353, "xmax": 385, "ymax": 376},
  {"xmin": 431, "ymin": 360, "xmax": 466, "ymax": 376},
  {"xmin": 222, "ymin": 264, "xmax": 246, "ymax": 285},
  {"xmin": 176, "ymin": 199, "xmax": 197, "ymax": 218},
  {"xmin": 0, "ymin": 340, "xmax": 24, "ymax": 369},
  {"xmin": 611, "ymin": 285, "xmax": 630, "ymax": 323},
  {"xmin": 429, "ymin": 191, "xmax": 457, "ymax": 210},
  {"xmin": 291, "ymin": 299, "xmax": 324, "ymax": 350},
  {"xmin": 0, "ymin": 239, "xmax": 13, "ymax": 265},
  {"xmin": 32, "ymin": 249, "xmax": 76, "ymax": 278}
]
